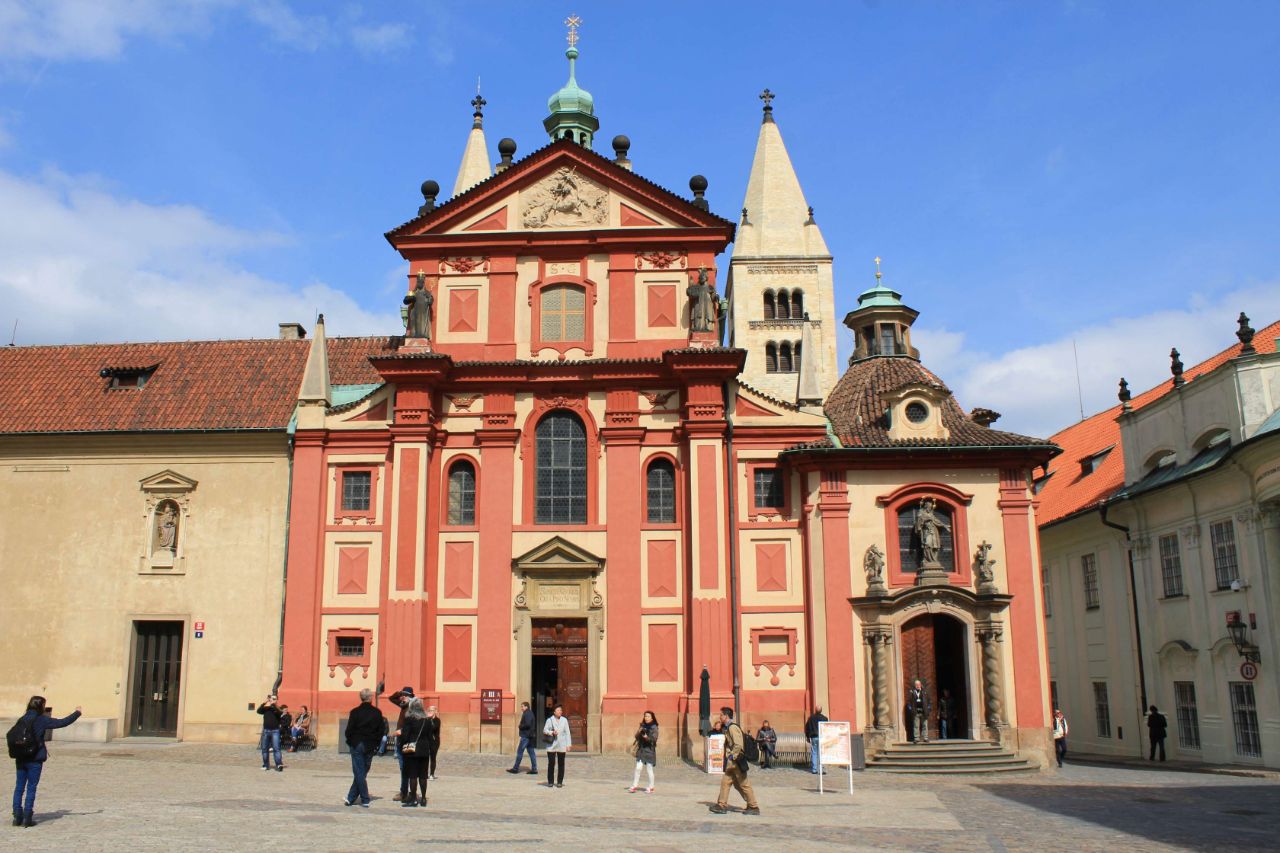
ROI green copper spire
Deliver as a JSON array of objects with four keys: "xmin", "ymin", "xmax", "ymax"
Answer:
[{"xmin": 544, "ymin": 15, "xmax": 599, "ymax": 147}]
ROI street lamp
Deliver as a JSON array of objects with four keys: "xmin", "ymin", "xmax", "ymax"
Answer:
[{"xmin": 1226, "ymin": 611, "xmax": 1261, "ymax": 663}]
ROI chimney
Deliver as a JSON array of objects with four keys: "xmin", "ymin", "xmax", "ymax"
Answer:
[{"xmin": 278, "ymin": 323, "xmax": 307, "ymax": 341}]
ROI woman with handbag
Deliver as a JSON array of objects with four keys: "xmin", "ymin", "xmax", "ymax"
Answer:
[
  {"xmin": 542, "ymin": 704, "xmax": 571, "ymax": 788},
  {"xmin": 627, "ymin": 711, "xmax": 658, "ymax": 793},
  {"xmin": 398, "ymin": 698, "xmax": 433, "ymax": 807}
]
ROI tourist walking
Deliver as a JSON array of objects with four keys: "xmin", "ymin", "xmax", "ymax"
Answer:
[
  {"xmin": 543, "ymin": 704, "xmax": 571, "ymax": 787},
  {"xmin": 804, "ymin": 704, "xmax": 828, "ymax": 773},
  {"xmin": 343, "ymin": 688, "xmax": 384, "ymax": 807},
  {"xmin": 1147, "ymin": 705, "xmax": 1168, "ymax": 762},
  {"xmin": 628, "ymin": 711, "xmax": 658, "ymax": 793},
  {"xmin": 9, "ymin": 696, "xmax": 80, "ymax": 827},
  {"xmin": 507, "ymin": 701, "xmax": 538, "ymax": 774},
  {"xmin": 388, "ymin": 687, "xmax": 414, "ymax": 801},
  {"xmin": 425, "ymin": 704, "xmax": 442, "ymax": 780},
  {"xmin": 1052, "ymin": 708, "xmax": 1069, "ymax": 768},
  {"xmin": 709, "ymin": 707, "xmax": 759, "ymax": 815},
  {"xmin": 755, "ymin": 720, "xmax": 777, "ymax": 769},
  {"xmin": 398, "ymin": 699, "xmax": 434, "ymax": 807},
  {"xmin": 907, "ymin": 680, "xmax": 930, "ymax": 743},
  {"xmin": 257, "ymin": 694, "xmax": 285, "ymax": 771}
]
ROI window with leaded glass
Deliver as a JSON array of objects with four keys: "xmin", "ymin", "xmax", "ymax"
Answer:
[
  {"xmin": 1174, "ymin": 681, "xmax": 1200, "ymax": 749},
  {"xmin": 341, "ymin": 470, "xmax": 371, "ymax": 512},
  {"xmin": 879, "ymin": 326, "xmax": 896, "ymax": 355},
  {"xmin": 535, "ymin": 412, "xmax": 588, "ymax": 524},
  {"xmin": 646, "ymin": 458, "xmax": 676, "ymax": 523},
  {"xmin": 1158, "ymin": 533, "xmax": 1184, "ymax": 597},
  {"xmin": 1210, "ymin": 519, "xmax": 1239, "ymax": 590},
  {"xmin": 1229, "ymin": 682, "xmax": 1262, "ymax": 758},
  {"xmin": 1093, "ymin": 681, "xmax": 1111, "ymax": 737},
  {"xmin": 1082, "ymin": 553, "xmax": 1100, "ymax": 609},
  {"xmin": 540, "ymin": 284, "xmax": 587, "ymax": 342},
  {"xmin": 752, "ymin": 467, "xmax": 785, "ymax": 509},
  {"xmin": 897, "ymin": 501, "xmax": 955, "ymax": 574},
  {"xmin": 447, "ymin": 460, "xmax": 476, "ymax": 526}
]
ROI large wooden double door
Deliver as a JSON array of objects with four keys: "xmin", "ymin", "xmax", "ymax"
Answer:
[
  {"xmin": 900, "ymin": 613, "xmax": 969, "ymax": 739},
  {"xmin": 532, "ymin": 619, "xmax": 588, "ymax": 751}
]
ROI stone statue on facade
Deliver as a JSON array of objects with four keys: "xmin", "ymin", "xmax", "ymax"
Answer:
[
  {"xmin": 404, "ymin": 271, "xmax": 434, "ymax": 340},
  {"xmin": 975, "ymin": 540, "xmax": 998, "ymax": 593},
  {"xmin": 863, "ymin": 544, "xmax": 887, "ymax": 595},
  {"xmin": 157, "ymin": 504, "xmax": 178, "ymax": 552},
  {"xmin": 914, "ymin": 497, "xmax": 950, "ymax": 568},
  {"xmin": 687, "ymin": 266, "xmax": 716, "ymax": 332}
]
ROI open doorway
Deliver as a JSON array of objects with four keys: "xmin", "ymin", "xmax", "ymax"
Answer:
[
  {"xmin": 900, "ymin": 613, "xmax": 970, "ymax": 740},
  {"xmin": 531, "ymin": 618, "xmax": 588, "ymax": 751}
]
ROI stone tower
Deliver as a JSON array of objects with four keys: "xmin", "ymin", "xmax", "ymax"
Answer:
[
  {"xmin": 726, "ymin": 91, "xmax": 838, "ymax": 404},
  {"xmin": 452, "ymin": 94, "xmax": 493, "ymax": 198}
]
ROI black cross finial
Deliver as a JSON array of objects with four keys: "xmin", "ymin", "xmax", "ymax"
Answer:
[
  {"xmin": 759, "ymin": 88, "xmax": 775, "ymax": 122},
  {"xmin": 471, "ymin": 94, "xmax": 486, "ymax": 117}
]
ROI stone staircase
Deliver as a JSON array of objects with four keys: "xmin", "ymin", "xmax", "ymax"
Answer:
[{"xmin": 865, "ymin": 739, "xmax": 1038, "ymax": 774}]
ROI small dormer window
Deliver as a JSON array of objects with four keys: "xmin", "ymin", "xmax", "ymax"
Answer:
[
  {"xmin": 101, "ymin": 365, "xmax": 157, "ymax": 389},
  {"xmin": 1079, "ymin": 447, "xmax": 1113, "ymax": 477},
  {"xmin": 905, "ymin": 402, "xmax": 929, "ymax": 423}
]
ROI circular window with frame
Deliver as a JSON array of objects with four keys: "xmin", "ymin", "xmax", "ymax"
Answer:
[{"xmin": 905, "ymin": 402, "xmax": 929, "ymax": 424}]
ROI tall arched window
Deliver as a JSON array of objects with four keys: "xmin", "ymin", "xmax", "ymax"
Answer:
[
  {"xmin": 763, "ymin": 291, "xmax": 776, "ymax": 320},
  {"xmin": 446, "ymin": 460, "xmax": 476, "ymax": 526},
  {"xmin": 897, "ymin": 499, "xmax": 955, "ymax": 573},
  {"xmin": 776, "ymin": 288, "xmax": 791, "ymax": 320},
  {"xmin": 779, "ymin": 342, "xmax": 793, "ymax": 373},
  {"xmin": 646, "ymin": 458, "xmax": 676, "ymax": 523},
  {"xmin": 793, "ymin": 341, "xmax": 802, "ymax": 372},
  {"xmin": 765, "ymin": 342, "xmax": 778, "ymax": 373},
  {"xmin": 791, "ymin": 290, "xmax": 804, "ymax": 318},
  {"xmin": 541, "ymin": 284, "xmax": 587, "ymax": 342},
  {"xmin": 535, "ymin": 412, "xmax": 588, "ymax": 524}
]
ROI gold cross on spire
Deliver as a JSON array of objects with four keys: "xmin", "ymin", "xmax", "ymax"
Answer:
[
  {"xmin": 565, "ymin": 14, "xmax": 582, "ymax": 47},
  {"xmin": 874, "ymin": 256, "xmax": 882, "ymax": 280}
]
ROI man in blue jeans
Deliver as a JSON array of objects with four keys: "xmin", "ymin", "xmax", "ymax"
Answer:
[
  {"xmin": 804, "ymin": 705, "xmax": 828, "ymax": 774},
  {"xmin": 343, "ymin": 688, "xmax": 384, "ymax": 807},
  {"xmin": 506, "ymin": 701, "xmax": 538, "ymax": 774},
  {"xmin": 256, "ymin": 695, "xmax": 285, "ymax": 771}
]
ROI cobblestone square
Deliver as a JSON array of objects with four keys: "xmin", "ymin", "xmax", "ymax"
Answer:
[{"xmin": 8, "ymin": 742, "xmax": 1279, "ymax": 852}]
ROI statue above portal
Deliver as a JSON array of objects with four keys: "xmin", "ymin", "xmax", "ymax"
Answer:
[{"xmin": 404, "ymin": 271, "xmax": 435, "ymax": 340}]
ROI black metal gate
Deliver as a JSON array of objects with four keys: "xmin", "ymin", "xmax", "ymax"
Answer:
[{"xmin": 129, "ymin": 620, "xmax": 184, "ymax": 736}]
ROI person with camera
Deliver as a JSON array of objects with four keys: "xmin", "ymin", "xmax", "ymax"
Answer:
[
  {"xmin": 256, "ymin": 694, "xmax": 285, "ymax": 771},
  {"xmin": 542, "ymin": 704, "xmax": 571, "ymax": 788},
  {"xmin": 398, "ymin": 698, "xmax": 434, "ymax": 808},
  {"xmin": 9, "ymin": 695, "xmax": 81, "ymax": 827},
  {"xmin": 343, "ymin": 688, "xmax": 384, "ymax": 808}
]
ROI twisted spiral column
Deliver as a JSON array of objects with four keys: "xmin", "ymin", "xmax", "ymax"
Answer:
[
  {"xmin": 977, "ymin": 624, "xmax": 1005, "ymax": 728},
  {"xmin": 864, "ymin": 628, "xmax": 893, "ymax": 729}
]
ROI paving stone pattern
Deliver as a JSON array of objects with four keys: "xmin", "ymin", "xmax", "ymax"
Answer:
[{"xmin": 8, "ymin": 742, "xmax": 1279, "ymax": 852}]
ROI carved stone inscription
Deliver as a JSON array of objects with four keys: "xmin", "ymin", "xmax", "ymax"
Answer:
[{"xmin": 538, "ymin": 584, "xmax": 582, "ymax": 611}]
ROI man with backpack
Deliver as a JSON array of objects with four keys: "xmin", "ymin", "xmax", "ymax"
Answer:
[
  {"xmin": 9, "ymin": 695, "xmax": 80, "ymax": 827},
  {"xmin": 709, "ymin": 707, "xmax": 759, "ymax": 816}
]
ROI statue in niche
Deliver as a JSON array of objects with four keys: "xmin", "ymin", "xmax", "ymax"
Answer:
[
  {"xmin": 404, "ymin": 271, "xmax": 434, "ymax": 339},
  {"xmin": 155, "ymin": 501, "xmax": 179, "ymax": 553},
  {"xmin": 914, "ymin": 498, "xmax": 951, "ymax": 567},
  {"xmin": 687, "ymin": 267, "xmax": 717, "ymax": 332},
  {"xmin": 863, "ymin": 544, "xmax": 886, "ymax": 591}
]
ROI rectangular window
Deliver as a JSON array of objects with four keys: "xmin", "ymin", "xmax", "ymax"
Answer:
[
  {"xmin": 1174, "ymin": 681, "xmax": 1201, "ymax": 750},
  {"xmin": 1093, "ymin": 681, "xmax": 1112, "ymax": 738},
  {"xmin": 1210, "ymin": 520, "xmax": 1240, "ymax": 590},
  {"xmin": 1159, "ymin": 533, "xmax": 1184, "ymax": 597},
  {"xmin": 879, "ymin": 326, "xmax": 896, "ymax": 355},
  {"xmin": 752, "ymin": 467, "xmax": 785, "ymax": 510},
  {"xmin": 1229, "ymin": 682, "xmax": 1262, "ymax": 758},
  {"xmin": 341, "ymin": 471, "xmax": 372, "ymax": 513},
  {"xmin": 1042, "ymin": 568, "xmax": 1053, "ymax": 617},
  {"xmin": 336, "ymin": 636, "xmax": 365, "ymax": 658},
  {"xmin": 540, "ymin": 285, "xmax": 587, "ymax": 343},
  {"xmin": 1082, "ymin": 553, "xmax": 1100, "ymax": 609}
]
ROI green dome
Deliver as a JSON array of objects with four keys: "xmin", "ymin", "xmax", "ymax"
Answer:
[
  {"xmin": 543, "ymin": 45, "xmax": 599, "ymax": 147},
  {"xmin": 547, "ymin": 48, "xmax": 595, "ymax": 114},
  {"xmin": 856, "ymin": 281, "xmax": 907, "ymax": 309}
]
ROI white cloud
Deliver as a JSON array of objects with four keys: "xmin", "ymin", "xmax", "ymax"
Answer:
[
  {"xmin": 0, "ymin": 0, "xmax": 215, "ymax": 61},
  {"xmin": 351, "ymin": 22, "xmax": 410, "ymax": 56},
  {"xmin": 246, "ymin": 0, "xmax": 329, "ymax": 51},
  {"xmin": 0, "ymin": 166, "xmax": 396, "ymax": 345},
  {"xmin": 914, "ymin": 283, "xmax": 1280, "ymax": 439}
]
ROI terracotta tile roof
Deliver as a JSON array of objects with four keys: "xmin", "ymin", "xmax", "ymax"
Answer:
[
  {"xmin": 1037, "ymin": 318, "xmax": 1280, "ymax": 527},
  {"xmin": 823, "ymin": 355, "xmax": 1053, "ymax": 450},
  {"xmin": 327, "ymin": 336, "xmax": 403, "ymax": 384}
]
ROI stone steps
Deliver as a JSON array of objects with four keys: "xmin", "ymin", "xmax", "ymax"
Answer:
[{"xmin": 866, "ymin": 739, "xmax": 1038, "ymax": 774}]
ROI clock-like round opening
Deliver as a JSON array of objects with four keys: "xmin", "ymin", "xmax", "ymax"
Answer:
[{"xmin": 905, "ymin": 402, "xmax": 929, "ymax": 424}]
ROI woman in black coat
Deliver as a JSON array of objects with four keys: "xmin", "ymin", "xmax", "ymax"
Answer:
[
  {"xmin": 398, "ymin": 699, "xmax": 435, "ymax": 808},
  {"xmin": 628, "ymin": 711, "xmax": 659, "ymax": 793}
]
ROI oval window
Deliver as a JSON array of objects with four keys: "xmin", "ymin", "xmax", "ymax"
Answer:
[{"xmin": 905, "ymin": 402, "xmax": 929, "ymax": 423}]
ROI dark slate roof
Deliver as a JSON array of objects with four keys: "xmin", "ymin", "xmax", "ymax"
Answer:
[{"xmin": 823, "ymin": 355, "xmax": 1053, "ymax": 449}]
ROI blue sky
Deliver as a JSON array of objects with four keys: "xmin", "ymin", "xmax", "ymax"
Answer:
[{"xmin": 1, "ymin": 0, "xmax": 1277, "ymax": 436}]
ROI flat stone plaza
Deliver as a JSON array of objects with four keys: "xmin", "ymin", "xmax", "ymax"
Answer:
[{"xmin": 9, "ymin": 742, "xmax": 1279, "ymax": 852}]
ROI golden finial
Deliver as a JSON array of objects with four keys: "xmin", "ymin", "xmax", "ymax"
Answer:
[
  {"xmin": 565, "ymin": 14, "xmax": 582, "ymax": 48},
  {"xmin": 874, "ymin": 256, "xmax": 882, "ymax": 280}
]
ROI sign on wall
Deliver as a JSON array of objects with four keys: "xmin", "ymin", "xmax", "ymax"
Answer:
[{"xmin": 480, "ymin": 689, "xmax": 502, "ymax": 723}]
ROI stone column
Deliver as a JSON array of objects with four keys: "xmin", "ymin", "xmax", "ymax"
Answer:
[
  {"xmin": 863, "ymin": 626, "xmax": 893, "ymax": 730},
  {"xmin": 976, "ymin": 621, "xmax": 1006, "ymax": 731}
]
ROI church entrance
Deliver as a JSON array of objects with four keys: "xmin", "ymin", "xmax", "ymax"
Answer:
[
  {"xmin": 531, "ymin": 618, "xmax": 588, "ymax": 752},
  {"xmin": 900, "ymin": 613, "xmax": 969, "ymax": 740}
]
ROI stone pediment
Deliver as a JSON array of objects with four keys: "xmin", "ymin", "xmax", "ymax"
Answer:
[
  {"xmin": 139, "ymin": 469, "xmax": 198, "ymax": 493},
  {"xmin": 512, "ymin": 536, "xmax": 605, "ymax": 573}
]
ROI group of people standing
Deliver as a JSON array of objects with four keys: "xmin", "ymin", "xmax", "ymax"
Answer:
[{"xmin": 336, "ymin": 686, "xmax": 441, "ymax": 808}]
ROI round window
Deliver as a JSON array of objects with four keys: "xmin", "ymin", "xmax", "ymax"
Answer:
[{"xmin": 905, "ymin": 402, "xmax": 929, "ymax": 423}]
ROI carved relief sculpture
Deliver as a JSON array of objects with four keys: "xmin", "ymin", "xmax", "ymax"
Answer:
[
  {"xmin": 687, "ymin": 267, "xmax": 717, "ymax": 333},
  {"xmin": 521, "ymin": 167, "xmax": 608, "ymax": 228},
  {"xmin": 404, "ymin": 271, "xmax": 435, "ymax": 340}
]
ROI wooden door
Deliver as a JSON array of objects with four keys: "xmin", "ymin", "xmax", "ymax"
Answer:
[
  {"xmin": 532, "ymin": 618, "xmax": 589, "ymax": 752},
  {"xmin": 130, "ymin": 620, "xmax": 184, "ymax": 736},
  {"xmin": 899, "ymin": 615, "xmax": 937, "ymax": 737}
]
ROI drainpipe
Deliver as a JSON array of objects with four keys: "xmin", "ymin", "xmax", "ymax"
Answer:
[
  {"xmin": 271, "ymin": 436, "xmax": 296, "ymax": 697},
  {"xmin": 722, "ymin": 381, "xmax": 743, "ymax": 717},
  {"xmin": 1099, "ymin": 498, "xmax": 1148, "ymax": 750}
]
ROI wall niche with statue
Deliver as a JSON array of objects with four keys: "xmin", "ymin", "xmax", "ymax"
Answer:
[{"xmin": 139, "ymin": 470, "xmax": 197, "ymax": 573}]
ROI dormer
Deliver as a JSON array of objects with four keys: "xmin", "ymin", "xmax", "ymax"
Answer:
[{"xmin": 882, "ymin": 382, "xmax": 950, "ymax": 443}]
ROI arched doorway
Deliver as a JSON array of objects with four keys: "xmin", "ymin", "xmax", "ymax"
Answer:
[{"xmin": 900, "ymin": 613, "xmax": 970, "ymax": 740}]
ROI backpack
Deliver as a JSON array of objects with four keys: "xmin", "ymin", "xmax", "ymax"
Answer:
[
  {"xmin": 6, "ymin": 716, "xmax": 40, "ymax": 761},
  {"xmin": 741, "ymin": 729, "xmax": 760, "ymax": 763}
]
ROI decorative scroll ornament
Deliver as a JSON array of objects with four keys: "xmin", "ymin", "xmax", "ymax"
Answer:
[
  {"xmin": 636, "ymin": 251, "xmax": 687, "ymax": 270},
  {"xmin": 441, "ymin": 256, "xmax": 488, "ymax": 274},
  {"xmin": 521, "ymin": 167, "xmax": 608, "ymax": 228},
  {"xmin": 642, "ymin": 391, "xmax": 676, "ymax": 408},
  {"xmin": 448, "ymin": 394, "xmax": 480, "ymax": 411}
]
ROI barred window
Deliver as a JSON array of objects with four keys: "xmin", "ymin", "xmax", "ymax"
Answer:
[
  {"xmin": 1093, "ymin": 681, "xmax": 1112, "ymax": 738},
  {"xmin": 897, "ymin": 502, "xmax": 955, "ymax": 574},
  {"xmin": 1210, "ymin": 519, "xmax": 1239, "ymax": 590},
  {"xmin": 1082, "ymin": 553, "xmax": 1100, "ymax": 609},
  {"xmin": 535, "ymin": 412, "xmax": 588, "ymax": 524},
  {"xmin": 1159, "ymin": 533, "xmax": 1184, "ymax": 597},
  {"xmin": 1229, "ymin": 682, "xmax": 1262, "ymax": 758},
  {"xmin": 336, "ymin": 636, "xmax": 365, "ymax": 658},
  {"xmin": 341, "ymin": 471, "xmax": 371, "ymax": 512},
  {"xmin": 752, "ymin": 467, "xmax": 785, "ymax": 509},
  {"xmin": 447, "ymin": 460, "xmax": 476, "ymax": 526},
  {"xmin": 646, "ymin": 458, "xmax": 676, "ymax": 523},
  {"xmin": 1174, "ymin": 681, "xmax": 1200, "ymax": 750},
  {"xmin": 540, "ymin": 284, "xmax": 587, "ymax": 342}
]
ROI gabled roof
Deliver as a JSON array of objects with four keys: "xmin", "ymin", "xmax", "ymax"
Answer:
[{"xmin": 1037, "ymin": 318, "xmax": 1280, "ymax": 527}]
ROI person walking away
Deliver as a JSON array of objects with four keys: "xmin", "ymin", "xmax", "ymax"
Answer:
[
  {"xmin": 388, "ymin": 687, "xmax": 414, "ymax": 801},
  {"xmin": 755, "ymin": 720, "xmax": 777, "ymax": 769},
  {"xmin": 289, "ymin": 705, "xmax": 311, "ymax": 752},
  {"xmin": 907, "ymin": 680, "xmax": 930, "ymax": 744},
  {"xmin": 938, "ymin": 689, "xmax": 954, "ymax": 740},
  {"xmin": 507, "ymin": 701, "xmax": 538, "ymax": 775},
  {"xmin": 542, "ymin": 704, "xmax": 571, "ymax": 787},
  {"xmin": 1052, "ymin": 708, "xmax": 1069, "ymax": 768},
  {"xmin": 628, "ymin": 711, "xmax": 659, "ymax": 793},
  {"xmin": 343, "ymin": 688, "xmax": 384, "ymax": 807},
  {"xmin": 804, "ymin": 705, "xmax": 828, "ymax": 773},
  {"xmin": 257, "ymin": 694, "xmax": 285, "ymax": 771},
  {"xmin": 709, "ymin": 707, "xmax": 759, "ymax": 815},
  {"xmin": 1147, "ymin": 705, "xmax": 1168, "ymax": 762},
  {"xmin": 425, "ymin": 705, "xmax": 442, "ymax": 780},
  {"xmin": 9, "ymin": 696, "xmax": 80, "ymax": 827},
  {"xmin": 398, "ymin": 699, "xmax": 433, "ymax": 807}
]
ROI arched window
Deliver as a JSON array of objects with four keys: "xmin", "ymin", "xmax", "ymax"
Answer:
[
  {"xmin": 897, "ymin": 499, "xmax": 955, "ymax": 574},
  {"xmin": 646, "ymin": 458, "xmax": 676, "ymax": 523},
  {"xmin": 765, "ymin": 342, "xmax": 778, "ymax": 373},
  {"xmin": 793, "ymin": 341, "xmax": 802, "ymax": 372},
  {"xmin": 763, "ymin": 291, "xmax": 776, "ymax": 320},
  {"xmin": 540, "ymin": 284, "xmax": 587, "ymax": 342},
  {"xmin": 791, "ymin": 290, "xmax": 804, "ymax": 318},
  {"xmin": 776, "ymin": 289, "xmax": 790, "ymax": 320},
  {"xmin": 779, "ymin": 342, "xmax": 793, "ymax": 373},
  {"xmin": 446, "ymin": 460, "xmax": 476, "ymax": 526},
  {"xmin": 535, "ymin": 412, "xmax": 588, "ymax": 524}
]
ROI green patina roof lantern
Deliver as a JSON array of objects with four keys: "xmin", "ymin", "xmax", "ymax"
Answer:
[
  {"xmin": 544, "ymin": 14, "xmax": 599, "ymax": 148},
  {"xmin": 843, "ymin": 257, "xmax": 922, "ymax": 361}
]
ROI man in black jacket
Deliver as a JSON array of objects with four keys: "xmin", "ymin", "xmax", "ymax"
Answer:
[
  {"xmin": 507, "ymin": 701, "xmax": 538, "ymax": 774},
  {"xmin": 804, "ymin": 705, "xmax": 828, "ymax": 774},
  {"xmin": 344, "ymin": 688, "xmax": 384, "ymax": 808},
  {"xmin": 257, "ymin": 695, "xmax": 285, "ymax": 771},
  {"xmin": 1147, "ymin": 705, "xmax": 1168, "ymax": 761}
]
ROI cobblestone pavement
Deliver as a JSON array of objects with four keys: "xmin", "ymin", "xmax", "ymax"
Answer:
[{"xmin": 7, "ymin": 741, "xmax": 1279, "ymax": 852}]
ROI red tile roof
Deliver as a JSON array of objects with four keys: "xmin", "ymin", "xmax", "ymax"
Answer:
[
  {"xmin": 327, "ymin": 336, "xmax": 401, "ymax": 385},
  {"xmin": 1036, "ymin": 318, "xmax": 1280, "ymax": 527}
]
